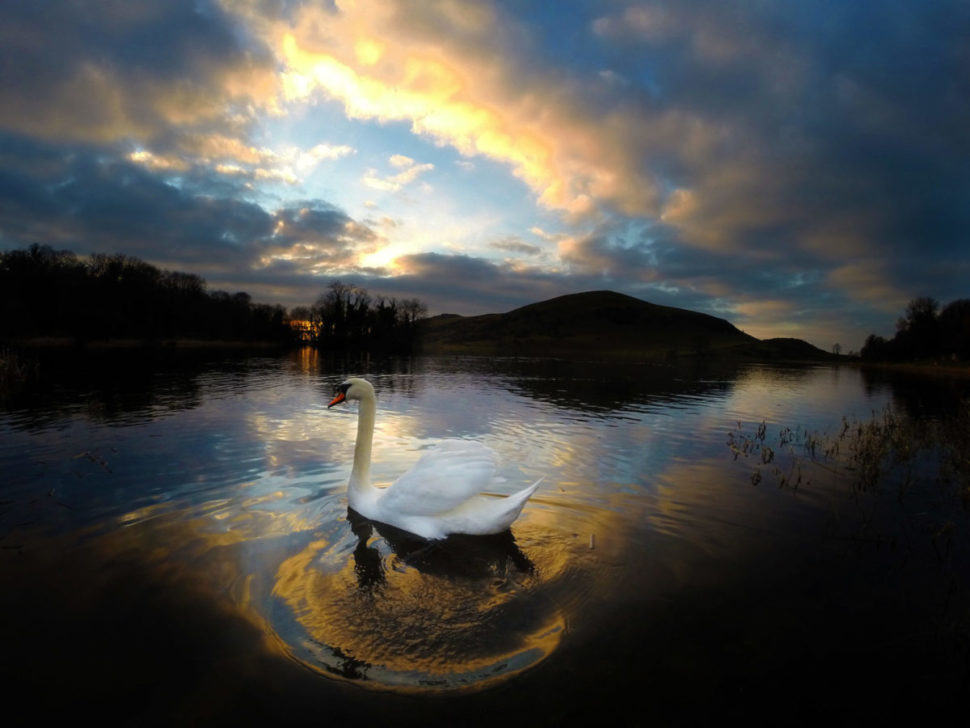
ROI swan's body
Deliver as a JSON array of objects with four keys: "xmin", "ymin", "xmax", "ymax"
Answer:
[{"xmin": 329, "ymin": 378, "xmax": 540, "ymax": 540}]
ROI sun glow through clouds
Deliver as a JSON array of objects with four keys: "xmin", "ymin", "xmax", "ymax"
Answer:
[{"xmin": 0, "ymin": 0, "xmax": 965, "ymax": 349}]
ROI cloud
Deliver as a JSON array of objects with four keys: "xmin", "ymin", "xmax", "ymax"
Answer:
[
  {"xmin": 732, "ymin": 299, "xmax": 796, "ymax": 323},
  {"xmin": 529, "ymin": 227, "xmax": 561, "ymax": 242},
  {"xmin": 264, "ymin": 202, "xmax": 379, "ymax": 272},
  {"xmin": 0, "ymin": 134, "xmax": 376, "ymax": 283},
  {"xmin": 0, "ymin": 131, "xmax": 906, "ymax": 346},
  {"xmin": 389, "ymin": 154, "xmax": 414, "ymax": 169},
  {"xmin": 167, "ymin": 138, "xmax": 356, "ymax": 185},
  {"xmin": 362, "ymin": 155, "xmax": 434, "ymax": 192},
  {"xmin": 556, "ymin": 226, "xmax": 661, "ymax": 282},
  {"xmin": 1, "ymin": 0, "xmax": 968, "ymax": 350},
  {"xmin": 490, "ymin": 237, "xmax": 544, "ymax": 257},
  {"xmin": 241, "ymin": 0, "xmax": 663, "ymax": 218},
  {"xmin": 591, "ymin": 1, "xmax": 968, "ymax": 316},
  {"xmin": 0, "ymin": 1, "xmax": 362, "ymax": 195},
  {"xmin": 237, "ymin": 0, "xmax": 969, "ymax": 308},
  {"xmin": 0, "ymin": 1, "xmax": 276, "ymax": 147},
  {"xmin": 827, "ymin": 264, "xmax": 908, "ymax": 313},
  {"xmin": 386, "ymin": 252, "xmax": 568, "ymax": 314}
]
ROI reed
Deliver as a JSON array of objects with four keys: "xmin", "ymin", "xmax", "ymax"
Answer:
[
  {"xmin": 728, "ymin": 403, "xmax": 970, "ymax": 500},
  {"xmin": 727, "ymin": 399, "xmax": 970, "ymax": 588}
]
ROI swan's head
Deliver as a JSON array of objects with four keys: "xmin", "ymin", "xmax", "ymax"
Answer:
[{"xmin": 328, "ymin": 377, "xmax": 374, "ymax": 408}]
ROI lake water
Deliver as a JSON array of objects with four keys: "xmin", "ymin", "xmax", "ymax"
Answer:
[{"xmin": 2, "ymin": 349, "xmax": 969, "ymax": 724}]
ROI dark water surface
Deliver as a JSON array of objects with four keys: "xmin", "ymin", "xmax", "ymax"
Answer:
[{"xmin": 2, "ymin": 349, "xmax": 969, "ymax": 724}]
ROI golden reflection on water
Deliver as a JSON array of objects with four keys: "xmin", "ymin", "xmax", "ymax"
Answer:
[
  {"xmin": 272, "ymin": 526, "xmax": 565, "ymax": 689},
  {"xmin": 98, "ymin": 354, "xmax": 825, "ymax": 693},
  {"xmin": 268, "ymin": 497, "xmax": 635, "ymax": 691},
  {"xmin": 107, "ymin": 482, "xmax": 637, "ymax": 692},
  {"xmin": 294, "ymin": 345, "xmax": 320, "ymax": 374}
]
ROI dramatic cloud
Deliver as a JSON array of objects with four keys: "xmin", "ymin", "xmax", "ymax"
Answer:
[
  {"xmin": 249, "ymin": 0, "xmax": 663, "ymax": 217},
  {"xmin": 1, "ymin": 0, "xmax": 968, "ymax": 348},
  {"xmin": 0, "ymin": 1, "xmax": 276, "ymax": 147},
  {"xmin": 0, "ymin": 135, "xmax": 376, "ymax": 282}
]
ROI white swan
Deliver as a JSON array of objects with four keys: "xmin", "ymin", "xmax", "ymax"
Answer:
[{"xmin": 328, "ymin": 378, "xmax": 541, "ymax": 540}]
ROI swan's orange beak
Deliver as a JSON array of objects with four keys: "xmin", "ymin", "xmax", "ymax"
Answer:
[{"xmin": 328, "ymin": 392, "xmax": 346, "ymax": 408}]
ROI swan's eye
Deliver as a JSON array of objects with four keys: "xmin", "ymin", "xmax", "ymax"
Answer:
[{"xmin": 328, "ymin": 381, "xmax": 352, "ymax": 408}]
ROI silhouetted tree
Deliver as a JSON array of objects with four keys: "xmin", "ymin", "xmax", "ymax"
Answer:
[
  {"xmin": 0, "ymin": 244, "xmax": 86, "ymax": 336},
  {"xmin": 861, "ymin": 295, "xmax": 970, "ymax": 362},
  {"xmin": 939, "ymin": 299, "xmax": 970, "ymax": 360},
  {"xmin": 307, "ymin": 281, "xmax": 426, "ymax": 353},
  {"xmin": 0, "ymin": 245, "xmax": 292, "ymax": 344},
  {"xmin": 861, "ymin": 334, "xmax": 890, "ymax": 361},
  {"xmin": 893, "ymin": 296, "xmax": 940, "ymax": 359},
  {"xmin": 0, "ymin": 245, "xmax": 426, "ymax": 349},
  {"xmin": 289, "ymin": 306, "xmax": 311, "ymax": 321}
]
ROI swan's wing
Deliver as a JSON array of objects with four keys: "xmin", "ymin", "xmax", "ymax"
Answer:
[{"xmin": 380, "ymin": 440, "xmax": 498, "ymax": 516}]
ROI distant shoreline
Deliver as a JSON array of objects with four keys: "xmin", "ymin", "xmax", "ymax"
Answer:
[
  {"xmin": 856, "ymin": 359, "xmax": 970, "ymax": 378},
  {"xmin": 6, "ymin": 337, "xmax": 289, "ymax": 351},
  {"xmin": 417, "ymin": 339, "xmax": 844, "ymax": 365}
]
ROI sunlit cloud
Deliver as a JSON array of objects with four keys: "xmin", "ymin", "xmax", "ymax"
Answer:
[
  {"xmin": 261, "ymin": 203, "xmax": 380, "ymax": 273},
  {"xmin": 729, "ymin": 299, "xmax": 801, "ymax": 340},
  {"xmin": 126, "ymin": 131, "xmax": 357, "ymax": 186},
  {"xmin": 362, "ymin": 155, "xmax": 434, "ymax": 192},
  {"xmin": 733, "ymin": 299, "xmax": 796, "ymax": 319},
  {"xmin": 0, "ymin": 0, "xmax": 967, "ymax": 350},
  {"xmin": 529, "ymin": 227, "xmax": 562, "ymax": 242},
  {"xmin": 828, "ymin": 264, "xmax": 908, "ymax": 312},
  {"xmin": 241, "ymin": 0, "xmax": 664, "ymax": 219},
  {"xmin": 128, "ymin": 149, "xmax": 191, "ymax": 173}
]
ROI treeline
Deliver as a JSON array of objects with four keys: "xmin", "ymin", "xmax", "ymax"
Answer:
[
  {"xmin": 290, "ymin": 281, "xmax": 426, "ymax": 353},
  {"xmin": 0, "ymin": 245, "xmax": 429, "ymax": 352},
  {"xmin": 861, "ymin": 296, "xmax": 970, "ymax": 361},
  {"xmin": 0, "ymin": 244, "xmax": 291, "ymax": 343}
]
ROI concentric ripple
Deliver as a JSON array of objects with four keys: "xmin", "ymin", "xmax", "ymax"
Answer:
[{"xmin": 265, "ymin": 507, "xmax": 608, "ymax": 690}]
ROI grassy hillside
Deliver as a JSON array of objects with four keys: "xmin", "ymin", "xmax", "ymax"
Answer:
[{"xmin": 420, "ymin": 290, "xmax": 827, "ymax": 360}]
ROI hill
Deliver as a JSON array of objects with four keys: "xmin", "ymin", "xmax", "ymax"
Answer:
[{"xmin": 419, "ymin": 290, "xmax": 835, "ymax": 361}]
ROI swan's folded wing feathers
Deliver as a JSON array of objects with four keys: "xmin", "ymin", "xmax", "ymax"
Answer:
[{"xmin": 380, "ymin": 440, "xmax": 499, "ymax": 516}]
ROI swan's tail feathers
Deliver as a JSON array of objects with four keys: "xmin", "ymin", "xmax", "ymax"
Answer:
[
  {"xmin": 498, "ymin": 476, "xmax": 543, "ymax": 524},
  {"xmin": 516, "ymin": 476, "xmax": 544, "ymax": 500},
  {"xmin": 443, "ymin": 477, "xmax": 543, "ymax": 536}
]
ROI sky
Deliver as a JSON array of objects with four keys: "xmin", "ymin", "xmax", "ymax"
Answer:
[{"xmin": 1, "ymin": 0, "xmax": 968, "ymax": 351}]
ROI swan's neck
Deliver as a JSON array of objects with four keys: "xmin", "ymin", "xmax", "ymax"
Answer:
[{"xmin": 349, "ymin": 391, "xmax": 377, "ymax": 497}]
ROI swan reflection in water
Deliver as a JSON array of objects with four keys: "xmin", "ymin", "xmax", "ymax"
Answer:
[
  {"xmin": 272, "ymin": 507, "xmax": 564, "ymax": 690},
  {"xmin": 346, "ymin": 508, "xmax": 536, "ymax": 594}
]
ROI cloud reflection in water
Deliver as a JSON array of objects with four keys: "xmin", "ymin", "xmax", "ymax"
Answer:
[{"xmin": 270, "ymin": 509, "xmax": 573, "ymax": 690}]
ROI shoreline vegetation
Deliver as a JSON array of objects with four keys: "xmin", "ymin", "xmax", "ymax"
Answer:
[
  {"xmin": 0, "ymin": 245, "xmax": 294, "ymax": 345},
  {"xmin": 860, "ymin": 296, "xmax": 970, "ymax": 363},
  {"xmin": 729, "ymin": 401, "xmax": 970, "ymax": 596},
  {"xmin": 2, "ymin": 244, "xmax": 967, "ymax": 371},
  {"xmin": 2, "ymin": 244, "xmax": 843, "ymax": 370},
  {"xmin": 0, "ymin": 244, "xmax": 426, "ymax": 357},
  {"xmin": 727, "ymin": 399, "xmax": 970, "ymax": 658},
  {"xmin": 4, "ymin": 337, "xmax": 288, "ymax": 349},
  {"xmin": 729, "ymin": 403, "xmax": 970, "ymax": 502},
  {"xmin": 856, "ymin": 359, "xmax": 970, "ymax": 378}
]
